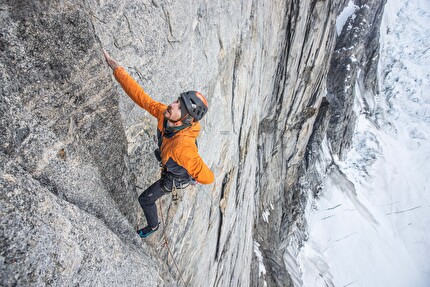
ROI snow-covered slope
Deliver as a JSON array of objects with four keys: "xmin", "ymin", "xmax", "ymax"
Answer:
[{"xmin": 300, "ymin": 0, "xmax": 430, "ymax": 286}]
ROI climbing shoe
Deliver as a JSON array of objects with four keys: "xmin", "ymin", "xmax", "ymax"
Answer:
[{"xmin": 137, "ymin": 223, "xmax": 159, "ymax": 238}]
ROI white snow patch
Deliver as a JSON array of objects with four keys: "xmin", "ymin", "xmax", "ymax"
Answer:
[
  {"xmin": 253, "ymin": 241, "xmax": 266, "ymax": 277},
  {"xmin": 262, "ymin": 209, "xmax": 270, "ymax": 223},
  {"xmin": 336, "ymin": 1, "xmax": 359, "ymax": 35}
]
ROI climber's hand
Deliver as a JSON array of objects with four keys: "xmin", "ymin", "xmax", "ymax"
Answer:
[{"xmin": 103, "ymin": 50, "xmax": 120, "ymax": 71}]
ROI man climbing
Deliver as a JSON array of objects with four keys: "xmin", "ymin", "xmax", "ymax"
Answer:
[{"xmin": 103, "ymin": 50, "xmax": 214, "ymax": 238}]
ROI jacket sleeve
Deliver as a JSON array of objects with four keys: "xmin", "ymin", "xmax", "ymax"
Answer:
[
  {"xmin": 113, "ymin": 67, "xmax": 166, "ymax": 118},
  {"xmin": 175, "ymin": 143, "xmax": 214, "ymax": 184}
]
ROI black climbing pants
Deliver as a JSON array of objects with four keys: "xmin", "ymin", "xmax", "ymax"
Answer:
[
  {"xmin": 138, "ymin": 173, "xmax": 192, "ymax": 229},
  {"xmin": 138, "ymin": 180, "xmax": 169, "ymax": 229}
]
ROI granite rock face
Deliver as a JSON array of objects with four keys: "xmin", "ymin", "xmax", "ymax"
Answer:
[
  {"xmin": 0, "ymin": 0, "xmax": 386, "ymax": 286},
  {"xmin": 1, "ymin": 1, "xmax": 164, "ymax": 286},
  {"xmin": 326, "ymin": 0, "xmax": 386, "ymax": 158}
]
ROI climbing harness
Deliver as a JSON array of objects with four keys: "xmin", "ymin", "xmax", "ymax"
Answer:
[{"xmin": 160, "ymin": 166, "xmax": 193, "ymax": 201}]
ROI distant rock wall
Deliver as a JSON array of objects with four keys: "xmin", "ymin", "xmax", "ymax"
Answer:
[
  {"xmin": 1, "ymin": 0, "xmax": 386, "ymax": 286},
  {"xmin": 294, "ymin": 4, "xmax": 387, "ymax": 255},
  {"xmin": 326, "ymin": 0, "xmax": 386, "ymax": 158},
  {"xmin": 253, "ymin": 0, "xmax": 341, "ymax": 285},
  {"xmin": 285, "ymin": 0, "xmax": 386, "ymax": 285}
]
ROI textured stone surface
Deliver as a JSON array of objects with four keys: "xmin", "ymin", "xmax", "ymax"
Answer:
[
  {"xmin": 0, "ymin": 0, "xmax": 386, "ymax": 286},
  {"xmin": 326, "ymin": 0, "xmax": 387, "ymax": 158},
  {"xmin": 1, "ymin": 1, "xmax": 164, "ymax": 286},
  {"xmin": 253, "ymin": 0, "xmax": 342, "ymax": 285}
]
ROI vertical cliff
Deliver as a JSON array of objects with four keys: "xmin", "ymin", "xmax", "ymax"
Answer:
[
  {"xmin": 276, "ymin": 0, "xmax": 387, "ymax": 285},
  {"xmin": 1, "ymin": 1, "xmax": 165, "ymax": 286},
  {"xmin": 253, "ymin": 0, "xmax": 340, "ymax": 285},
  {"xmin": 1, "ymin": 0, "xmax": 387, "ymax": 286}
]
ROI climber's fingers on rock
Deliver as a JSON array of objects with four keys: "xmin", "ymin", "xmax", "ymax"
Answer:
[{"xmin": 103, "ymin": 49, "xmax": 119, "ymax": 70}]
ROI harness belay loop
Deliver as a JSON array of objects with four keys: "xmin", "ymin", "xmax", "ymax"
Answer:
[{"xmin": 160, "ymin": 167, "xmax": 195, "ymax": 198}]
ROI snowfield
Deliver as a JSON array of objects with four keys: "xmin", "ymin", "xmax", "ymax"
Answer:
[{"xmin": 300, "ymin": 0, "xmax": 430, "ymax": 286}]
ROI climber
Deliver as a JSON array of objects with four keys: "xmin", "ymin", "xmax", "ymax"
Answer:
[{"xmin": 103, "ymin": 50, "xmax": 214, "ymax": 238}]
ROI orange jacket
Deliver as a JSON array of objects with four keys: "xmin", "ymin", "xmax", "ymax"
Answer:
[{"xmin": 114, "ymin": 67, "xmax": 214, "ymax": 184}]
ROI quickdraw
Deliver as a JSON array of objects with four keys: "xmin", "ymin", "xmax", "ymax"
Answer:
[{"xmin": 171, "ymin": 181, "xmax": 178, "ymax": 201}]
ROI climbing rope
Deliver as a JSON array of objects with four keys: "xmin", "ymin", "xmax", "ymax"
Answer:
[
  {"xmin": 158, "ymin": 200, "xmax": 187, "ymax": 287},
  {"xmin": 139, "ymin": 176, "xmax": 218, "ymax": 286},
  {"xmin": 199, "ymin": 186, "xmax": 215, "ymax": 204}
]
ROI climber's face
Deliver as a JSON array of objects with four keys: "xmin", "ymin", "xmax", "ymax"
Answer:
[{"xmin": 164, "ymin": 98, "xmax": 182, "ymax": 122}]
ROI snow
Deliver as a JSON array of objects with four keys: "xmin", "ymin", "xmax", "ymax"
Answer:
[
  {"xmin": 262, "ymin": 204, "xmax": 274, "ymax": 223},
  {"xmin": 254, "ymin": 240, "xmax": 267, "ymax": 286},
  {"xmin": 253, "ymin": 241, "xmax": 266, "ymax": 276},
  {"xmin": 336, "ymin": 1, "xmax": 359, "ymax": 35},
  {"xmin": 300, "ymin": 0, "xmax": 430, "ymax": 286},
  {"xmin": 262, "ymin": 209, "xmax": 270, "ymax": 223}
]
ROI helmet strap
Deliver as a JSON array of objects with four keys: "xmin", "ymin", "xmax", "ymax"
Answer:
[{"xmin": 167, "ymin": 113, "xmax": 193, "ymax": 126}]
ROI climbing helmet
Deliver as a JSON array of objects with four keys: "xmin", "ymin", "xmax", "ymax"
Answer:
[{"xmin": 179, "ymin": 91, "xmax": 208, "ymax": 122}]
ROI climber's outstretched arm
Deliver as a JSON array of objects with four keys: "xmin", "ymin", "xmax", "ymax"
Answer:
[{"xmin": 103, "ymin": 50, "xmax": 166, "ymax": 119}]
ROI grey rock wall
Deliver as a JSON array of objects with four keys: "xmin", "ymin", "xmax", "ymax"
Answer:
[
  {"xmin": 326, "ymin": 0, "xmax": 386, "ymax": 158},
  {"xmin": 285, "ymin": 1, "xmax": 387, "ymax": 285},
  {"xmin": 1, "ymin": 1, "xmax": 164, "ymax": 286},
  {"xmin": 253, "ymin": 0, "xmax": 343, "ymax": 285},
  {"xmin": 1, "ymin": 0, "xmax": 387, "ymax": 286}
]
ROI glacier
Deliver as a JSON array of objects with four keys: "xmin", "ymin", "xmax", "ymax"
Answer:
[{"xmin": 300, "ymin": 0, "xmax": 430, "ymax": 286}]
